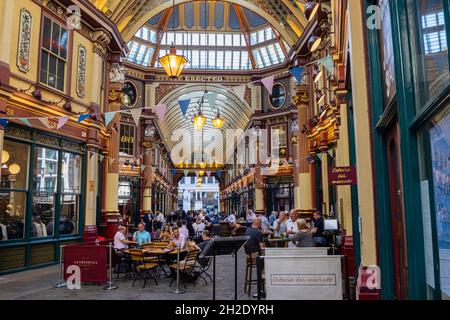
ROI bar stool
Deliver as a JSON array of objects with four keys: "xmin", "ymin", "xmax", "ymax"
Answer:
[{"xmin": 244, "ymin": 243, "xmax": 258, "ymax": 296}]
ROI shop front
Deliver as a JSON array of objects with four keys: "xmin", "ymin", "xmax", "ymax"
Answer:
[
  {"xmin": 0, "ymin": 125, "xmax": 85, "ymax": 273},
  {"xmin": 265, "ymin": 176, "xmax": 294, "ymax": 213},
  {"xmin": 118, "ymin": 175, "xmax": 141, "ymax": 228}
]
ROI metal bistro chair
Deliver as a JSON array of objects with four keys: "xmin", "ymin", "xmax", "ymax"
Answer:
[
  {"xmin": 169, "ymin": 248, "xmax": 200, "ymax": 288},
  {"xmin": 128, "ymin": 249, "xmax": 159, "ymax": 288},
  {"xmin": 114, "ymin": 248, "xmax": 132, "ymax": 280},
  {"xmin": 193, "ymin": 255, "xmax": 213, "ymax": 286}
]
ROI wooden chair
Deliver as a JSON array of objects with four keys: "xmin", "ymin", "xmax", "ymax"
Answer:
[
  {"xmin": 169, "ymin": 248, "xmax": 200, "ymax": 288},
  {"xmin": 243, "ymin": 243, "xmax": 258, "ymax": 296},
  {"xmin": 128, "ymin": 249, "xmax": 159, "ymax": 288}
]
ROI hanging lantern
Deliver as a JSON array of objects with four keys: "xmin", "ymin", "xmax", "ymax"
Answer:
[
  {"xmin": 212, "ymin": 113, "xmax": 225, "ymax": 129},
  {"xmin": 193, "ymin": 111, "xmax": 206, "ymax": 131},
  {"xmin": 158, "ymin": 45, "xmax": 188, "ymax": 79}
]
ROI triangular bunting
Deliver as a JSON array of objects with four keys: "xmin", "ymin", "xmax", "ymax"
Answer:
[
  {"xmin": 155, "ymin": 104, "xmax": 167, "ymax": 121},
  {"xmin": 89, "ymin": 151, "xmax": 94, "ymax": 159},
  {"xmin": 290, "ymin": 67, "xmax": 305, "ymax": 84},
  {"xmin": 261, "ymin": 75, "xmax": 275, "ymax": 93},
  {"xmin": 179, "ymin": 99, "xmax": 191, "ymax": 118},
  {"xmin": 19, "ymin": 118, "xmax": 32, "ymax": 127},
  {"xmin": 183, "ymin": 170, "xmax": 189, "ymax": 177},
  {"xmin": 232, "ymin": 85, "xmax": 247, "ymax": 103},
  {"xmin": 206, "ymin": 92, "xmax": 218, "ymax": 108},
  {"xmin": 57, "ymin": 116, "xmax": 69, "ymax": 130},
  {"xmin": 129, "ymin": 108, "xmax": 143, "ymax": 126},
  {"xmin": 206, "ymin": 171, "xmax": 211, "ymax": 177},
  {"xmin": 38, "ymin": 117, "xmax": 52, "ymax": 128},
  {"xmin": 319, "ymin": 55, "xmax": 334, "ymax": 74},
  {"xmin": 239, "ymin": 168, "xmax": 244, "ymax": 176},
  {"xmin": 99, "ymin": 154, "xmax": 105, "ymax": 162},
  {"xmin": 216, "ymin": 171, "xmax": 222, "ymax": 178},
  {"xmin": 104, "ymin": 112, "xmax": 117, "ymax": 127},
  {"xmin": 0, "ymin": 119, "xmax": 8, "ymax": 129},
  {"xmin": 77, "ymin": 114, "xmax": 90, "ymax": 123}
]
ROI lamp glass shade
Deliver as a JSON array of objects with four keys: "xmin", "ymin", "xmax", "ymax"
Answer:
[
  {"xmin": 308, "ymin": 35, "xmax": 322, "ymax": 52},
  {"xmin": 158, "ymin": 45, "xmax": 188, "ymax": 79},
  {"xmin": 8, "ymin": 163, "xmax": 20, "ymax": 175},
  {"xmin": 193, "ymin": 113, "xmax": 207, "ymax": 131},
  {"xmin": 305, "ymin": 2, "xmax": 320, "ymax": 21},
  {"xmin": 212, "ymin": 115, "xmax": 225, "ymax": 129},
  {"xmin": 1, "ymin": 150, "xmax": 9, "ymax": 164}
]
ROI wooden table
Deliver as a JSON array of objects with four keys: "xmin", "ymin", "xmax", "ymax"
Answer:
[{"xmin": 266, "ymin": 237, "xmax": 290, "ymax": 248}]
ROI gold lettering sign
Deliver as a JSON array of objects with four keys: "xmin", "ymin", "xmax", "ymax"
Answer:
[
  {"xmin": 120, "ymin": 135, "xmax": 135, "ymax": 143},
  {"xmin": 5, "ymin": 107, "xmax": 15, "ymax": 117}
]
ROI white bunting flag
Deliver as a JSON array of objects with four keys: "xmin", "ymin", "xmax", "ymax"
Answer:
[
  {"xmin": 129, "ymin": 108, "xmax": 143, "ymax": 127},
  {"xmin": 57, "ymin": 116, "xmax": 69, "ymax": 130},
  {"xmin": 261, "ymin": 75, "xmax": 275, "ymax": 93},
  {"xmin": 38, "ymin": 117, "xmax": 52, "ymax": 128},
  {"xmin": 232, "ymin": 85, "xmax": 247, "ymax": 103},
  {"xmin": 155, "ymin": 104, "xmax": 167, "ymax": 121}
]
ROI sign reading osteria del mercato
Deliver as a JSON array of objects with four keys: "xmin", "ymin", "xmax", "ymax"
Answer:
[{"xmin": 328, "ymin": 166, "xmax": 357, "ymax": 185}]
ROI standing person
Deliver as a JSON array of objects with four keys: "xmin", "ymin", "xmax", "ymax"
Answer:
[
  {"xmin": 132, "ymin": 223, "xmax": 151, "ymax": 246},
  {"xmin": 289, "ymin": 219, "xmax": 314, "ymax": 247},
  {"xmin": 268, "ymin": 211, "xmax": 278, "ymax": 226},
  {"xmin": 142, "ymin": 211, "xmax": 154, "ymax": 232},
  {"xmin": 154, "ymin": 211, "xmax": 164, "ymax": 231},
  {"xmin": 286, "ymin": 209, "xmax": 299, "ymax": 248},
  {"xmin": 311, "ymin": 211, "xmax": 327, "ymax": 247}
]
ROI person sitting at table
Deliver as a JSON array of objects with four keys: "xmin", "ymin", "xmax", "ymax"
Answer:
[
  {"xmin": 268, "ymin": 211, "xmax": 278, "ymax": 226},
  {"xmin": 114, "ymin": 225, "xmax": 132, "ymax": 250},
  {"xmin": 133, "ymin": 223, "xmax": 151, "ymax": 247},
  {"xmin": 160, "ymin": 224, "xmax": 172, "ymax": 241},
  {"xmin": 177, "ymin": 220, "xmax": 190, "ymax": 241},
  {"xmin": 273, "ymin": 211, "xmax": 288, "ymax": 238},
  {"xmin": 244, "ymin": 218, "xmax": 265, "ymax": 256},
  {"xmin": 311, "ymin": 211, "xmax": 327, "ymax": 247},
  {"xmin": 246, "ymin": 209, "xmax": 256, "ymax": 222},
  {"xmin": 169, "ymin": 227, "xmax": 187, "ymax": 250},
  {"xmin": 256, "ymin": 211, "xmax": 270, "ymax": 230},
  {"xmin": 193, "ymin": 218, "xmax": 206, "ymax": 237},
  {"xmin": 225, "ymin": 211, "xmax": 236, "ymax": 224},
  {"xmin": 286, "ymin": 209, "xmax": 300, "ymax": 248},
  {"xmin": 196, "ymin": 230, "xmax": 212, "ymax": 268},
  {"xmin": 289, "ymin": 219, "xmax": 314, "ymax": 247}
]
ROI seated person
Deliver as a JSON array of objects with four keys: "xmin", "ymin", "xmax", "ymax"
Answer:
[
  {"xmin": 160, "ymin": 224, "xmax": 172, "ymax": 241},
  {"xmin": 244, "ymin": 218, "xmax": 265, "ymax": 257},
  {"xmin": 132, "ymin": 223, "xmax": 151, "ymax": 246},
  {"xmin": 169, "ymin": 227, "xmax": 187, "ymax": 250},
  {"xmin": 273, "ymin": 211, "xmax": 288, "ymax": 237},
  {"xmin": 289, "ymin": 219, "xmax": 314, "ymax": 247},
  {"xmin": 196, "ymin": 230, "xmax": 212, "ymax": 268},
  {"xmin": 246, "ymin": 210, "xmax": 256, "ymax": 222},
  {"xmin": 114, "ymin": 225, "xmax": 133, "ymax": 250},
  {"xmin": 193, "ymin": 218, "xmax": 206, "ymax": 236}
]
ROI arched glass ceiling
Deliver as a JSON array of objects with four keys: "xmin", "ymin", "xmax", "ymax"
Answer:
[{"xmin": 125, "ymin": 2, "xmax": 289, "ymax": 70}]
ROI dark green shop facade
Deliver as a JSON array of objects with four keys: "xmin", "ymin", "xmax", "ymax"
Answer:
[{"xmin": 365, "ymin": 0, "xmax": 450, "ymax": 299}]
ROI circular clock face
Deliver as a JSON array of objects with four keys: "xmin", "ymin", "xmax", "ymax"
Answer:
[{"xmin": 122, "ymin": 81, "xmax": 138, "ymax": 107}]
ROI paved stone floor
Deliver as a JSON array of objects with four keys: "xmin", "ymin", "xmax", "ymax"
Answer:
[{"xmin": 0, "ymin": 249, "xmax": 256, "ymax": 300}]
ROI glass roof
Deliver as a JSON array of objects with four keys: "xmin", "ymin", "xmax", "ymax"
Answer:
[{"xmin": 125, "ymin": 2, "xmax": 289, "ymax": 70}]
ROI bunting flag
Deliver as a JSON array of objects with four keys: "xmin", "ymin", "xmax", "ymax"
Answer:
[
  {"xmin": 89, "ymin": 151, "xmax": 94, "ymax": 159},
  {"xmin": 104, "ymin": 112, "xmax": 117, "ymax": 127},
  {"xmin": 228, "ymin": 169, "xmax": 234, "ymax": 176},
  {"xmin": 206, "ymin": 171, "xmax": 211, "ymax": 177},
  {"xmin": 319, "ymin": 55, "xmax": 334, "ymax": 74},
  {"xmin": 232, "ymin": 85, "xmax": 247, "ymax": 103},
  {"xmin": 179, "ymin": 99, "xmax": 191, "ymax": 118},
  {"xmin": 183, "ymin": 170, "xmax": 189, "ymax": 177},
  {"xmin": 238, "ymin": 168, "xmax": 244, "ymax": 176},
  {"xmin": 141, "ymin": 165, "xmax": 146, "ymax": 172},
  {"xmin": 77, "ymin": 114, "xmax": 90, "ymax": 123},
  {"xmin": 206, "ymin": 92, "xmax": 218, "ymax": 108},
  {"xmin": 0, "ymin": 119, "xmax": 8, "ymax": 129},
  {"xmin": 19, "ymin": 118, "xmax": 32, "ymax": 127},
  {"xmin": 327, "ymin": 150, "xmax": 334, "ymax": 159},
  {"xmin": 216, "ymin": 171, "xmax": 222, "ymax": 178},
  {"xmin": 155, "ymin": 104, "xmax": 167, "ymax": 121},
  {"xmin": 130, "ymin": 108, "xmax": 143, "ymax": 126},
  {"xmin": 294, "ymin": 159, "xmax": 299, "ymax": 168},
  {"xmin": 38, "ymin": 117, "xmax": 52, "ymax": 128},
  {"xmin": 290, "ymin": 67, "xmax": 305, "ymax": 84},
  {"xmin": 261, "ymin": 75, "xmax": 275, "ymax": 93},
  {"xmin": 99, "ymin": 154, "xmax": 105, "ymax": 162},
  {"xmin": 57, "ymin": 116, "xmax": 69, "ymax": 130},
  {"xmin": 171, "ymin": 169, "xmax": 177, "ymax": 176}
]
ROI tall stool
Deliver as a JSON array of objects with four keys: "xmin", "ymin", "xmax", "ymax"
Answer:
[{"xmin": 244, "ymin": 243, "xmax": 258, "ymax": 296}]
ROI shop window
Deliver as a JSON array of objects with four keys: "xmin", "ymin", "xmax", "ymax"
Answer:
[
  {"xmin": 430, "ymin": 105, "xmax": 450, "ymax": 299},
  {"xmin": 40, "ymin": 16, "xmax": 68, "ymax": 91},
  {"xmin": 60, "ymin": 152, "xmax": 82, "ymax": 235},
  {"xmin": 408, "ymin": 0, "xmax": 449, "ymax": 108},
  {"xmin": 119, "ymin": 123, "xmax": 135, "ymax": 157},
  {"xmin": 0, "ymin": 140, "xmax": 29, "ymax": 241},
  {"xmin": 270, "ymin": 83, "xmax": 287, "ymax": 109}
]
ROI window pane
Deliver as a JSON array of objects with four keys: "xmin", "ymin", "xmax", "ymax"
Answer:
[
  {"xmin": 42, "ymin": 17, "xmax": 52, "ymax": 50},
  {"xmin": 56, "ymin": 59, "xmax": 65, "ymax": 92},
  {"xmin": 40, "ymin": 50, "xmax": 49, "ymax": 84},
  {"xmin": 208, "ymin": 34, "xmax": 216, "ymax": 46},
  {"xmin": 216, "ymin": 34, "xmax": 224, "ymax": 46},
  {"xmin": 208, "ymin": 50, "xmax": 216, "ymax": 68},
  {"xmin": 119, "ymin": 124, "xmax": 135, "ymax": 156},
  {"xmin": 61, "ymin": 152, "xmax": 82, "ymax": 194},
  {"xmin": 408, "ymin": 0, "xmax": 449, "ymax": 109},
  {"xmin": 60, "ymin": 194, "xmax": 79, "ymax": 235},
  {"xmin": 59, "ymin": 28, "xmax": 68, "ymax": 59},
  {"xmin": 233, "ymin": 34, "xmax": 241, "ymax": 46},
  {"xmin": 224, "ymin": 51, "xmax": 232, "ymax": 69},
  {"xmin": 225, "ymin": 34, "xmax": 232, "ymax": 46},
  {"xmin": 51, "ymin": 21, "xmax": 60, "ymax": 55},
  {"xmin": 0, "ymin": 192, "xmax": 26, "ymax": 240},
  {"xmin": 31, "ymin": 192, "xmax": 54, "ymax": 238},
  {"xmin": 216, "ymin": 51, "xmax": 224, "ymax": 68},
  {"xmin": 48, "ymin": 55, "xmax": 57, "ymax": 88},
  {"xmin": 33, "ymin": 147, "xmax": 59, "ymax": 193},
  {"xmin": 192, "ymin": 33, "xmax": 200, "ymax": 45},
  {"xmin": 1, "ymin": 140, "xmax": 30, "ymax": 190}
]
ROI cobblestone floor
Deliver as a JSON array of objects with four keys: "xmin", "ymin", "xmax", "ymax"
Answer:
[{"xmin": 0, "ymin": 249, "xmax": 256, "ymax": 300}]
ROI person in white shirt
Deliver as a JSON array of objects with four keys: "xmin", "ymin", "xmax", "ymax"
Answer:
[
  {"xmin": 256, "ymin": 212, "xmax": 270, "ymax": 230},
  {"xmin": 246, "ymin": 210, "xmax": 256, "ymax": 222},
  {"xmin": 193, "ymin": 218, "xmax": 206, "ymax": 235},
  {"xmin": 171, "ymin": 227, "xmax": 186, "ymax": 249},
  {"xmin": 177, "ymin": 220, "xmax": 190, "ymax": 240},
  {"xmin": 225, "ymin": 212, "xmax": 236, "ymax": 224},
  {"xmin": 285, "ymin": 209, "xmax": 300, "ymax": 248},
  {"xmin": 114, "ymin": 225, "xmax": 131, "ymax": 250}
]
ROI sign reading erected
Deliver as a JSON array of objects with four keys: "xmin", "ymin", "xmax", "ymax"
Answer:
[{"xmin": 328, "ymin": 166, "xmax": 357, "ymax": 185}]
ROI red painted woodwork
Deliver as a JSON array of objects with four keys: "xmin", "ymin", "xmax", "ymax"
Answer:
[
  {"xmin": 342, "ymin": 236, "xmax": 356, "ymax": 277},
  {"xmin": 83, "ymin": 225, "xmax": 98, "ymax": 242}
]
